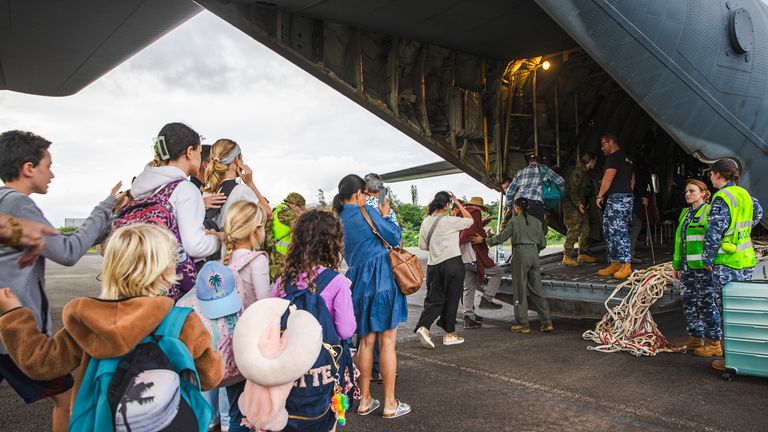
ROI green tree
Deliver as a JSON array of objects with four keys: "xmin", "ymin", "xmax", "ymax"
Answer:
[
  {"xmin": 410, "ymin": 185, "xmax": 418, "ymax": 205},
  {"xmin": 317, "ymin": 189, "xmax": 327, "ymax": 208}
]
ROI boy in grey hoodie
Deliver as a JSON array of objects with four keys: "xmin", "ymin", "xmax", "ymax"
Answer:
[{"xmin": 0, "ymin": 130, "xmax": 119, "ymax": 432}]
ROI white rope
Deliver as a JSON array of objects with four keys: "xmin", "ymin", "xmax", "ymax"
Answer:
[{"xmin": 583, "ymin": 238, "xmax": 768, "ymax": 357}]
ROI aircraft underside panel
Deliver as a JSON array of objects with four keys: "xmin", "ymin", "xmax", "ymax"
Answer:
[{"xmin": 536, "ymin": 0, "xmax": 768, "ymax": 213}]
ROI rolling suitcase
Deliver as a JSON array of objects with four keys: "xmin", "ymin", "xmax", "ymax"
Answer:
[{"xmin": 722, "ymin": 280, "xmax": 768, "ymax": 379}]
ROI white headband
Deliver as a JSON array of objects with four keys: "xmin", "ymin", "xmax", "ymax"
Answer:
[{"xmin": 220, "ymin": 144, "xmax": 241, "ymax": 165}]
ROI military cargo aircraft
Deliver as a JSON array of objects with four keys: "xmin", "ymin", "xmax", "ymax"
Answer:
[{"xmin": 3, "ymin": 0, "xmax": 767, "ymax": 316}]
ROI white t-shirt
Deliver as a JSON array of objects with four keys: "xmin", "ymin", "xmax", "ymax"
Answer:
[
  {"xmin": 419, "ymin": 214, "xmax": 473, "ymax": 265},
  {"xmin": 213, "ymin": 183, "xmax": 260, "ymax": 228}
]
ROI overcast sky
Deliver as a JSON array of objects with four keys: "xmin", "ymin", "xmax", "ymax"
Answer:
[{"xmin": 0, "ymin": 11, "xmax": 499, "ymax": 226}]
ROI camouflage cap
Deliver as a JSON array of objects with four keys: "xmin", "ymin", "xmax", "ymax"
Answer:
[{"xmin": 284, "ymin": 192, "xmax": 306, "ymax": 207}]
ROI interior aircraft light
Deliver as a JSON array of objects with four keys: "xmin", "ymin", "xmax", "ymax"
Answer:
[{"xmin": 541, "ymin": 60, "xmax": 551, "ymax": 71}]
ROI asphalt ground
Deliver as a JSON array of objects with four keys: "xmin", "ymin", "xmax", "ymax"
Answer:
[{"xmin": 2, "ymin": 253, "xmax": 768, "ymax": 431}]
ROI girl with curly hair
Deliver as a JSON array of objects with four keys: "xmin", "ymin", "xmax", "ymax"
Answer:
[{"xmin": 272, "ymin": 209, "xmax": 356, "ymax": 339}]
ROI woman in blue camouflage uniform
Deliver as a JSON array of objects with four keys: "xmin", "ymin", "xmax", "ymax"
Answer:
[
  {"xmin": 671, "ymin": 179, "xmax": 714, "ymax": 351},
  {"xmin": 700, "ymin": 159, "xmax": 763, "ymax": 370}
]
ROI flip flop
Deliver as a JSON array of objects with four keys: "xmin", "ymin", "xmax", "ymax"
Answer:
[
  {"xmin": 383, "ymin": 400, "xmax": 411, "ymax": 419},
  {"xmin": 356, "ymin": 398, "xmax": 381, "ymax": 416}
]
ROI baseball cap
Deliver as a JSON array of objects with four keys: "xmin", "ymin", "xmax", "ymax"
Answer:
[
  {"xmin": 284, "ymin": 192, "xmax": 306, "ymax": 207},
  {"xmin": 195, "ymin": 261, "xmax": 241, "ymax": 319},
  {"xmin": 706, "ymin": 158, "xmax": 741, "ymax": 174}
]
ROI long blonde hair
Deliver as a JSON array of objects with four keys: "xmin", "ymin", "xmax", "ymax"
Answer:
[
  {"xmin": 223, "ymin": 200, "xmax": 266, "ymax": 265},
  {"xmin": 204, "ymin": 138, "xmax": 238, "ymax": 193},
  {"xmin": 101, "ymin": 224, "xmax": 179, "ymax": 299}
]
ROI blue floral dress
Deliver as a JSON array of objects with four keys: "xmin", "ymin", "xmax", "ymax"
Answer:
[{"xmin": 339, "ymin": 204, "xmax": 407, "ymax": 337}]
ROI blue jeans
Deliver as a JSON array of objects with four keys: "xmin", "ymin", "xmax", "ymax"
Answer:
[{"xmin": 225, "ymin": 380, "xmax": 247, "ymax": 432}]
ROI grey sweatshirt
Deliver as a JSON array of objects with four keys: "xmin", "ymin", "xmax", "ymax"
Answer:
[{"xmin": 0, "ymin": 187, "xmax": 116, "ymax": 354}]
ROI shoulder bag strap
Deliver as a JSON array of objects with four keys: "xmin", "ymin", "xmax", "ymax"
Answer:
[
  {"xmin": 426, "ymin": 215, "xmax": 444, "ymax": 248},
  {"xmin": 359, "ymin": 206, "xmax": 392, "ymax": 250}
]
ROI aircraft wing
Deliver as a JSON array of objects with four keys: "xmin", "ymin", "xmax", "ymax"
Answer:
[{"xmin": 0, "ymin": 0, "xmax": 201, "ymax": 96}]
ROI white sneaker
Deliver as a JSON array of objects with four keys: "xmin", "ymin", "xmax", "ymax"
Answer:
[
  {"xmin": 442, "ymin": 334, "xmax": 465, "ymax": 346},
  {"xmin": 416, "ymin": 326, "xmax": 435, "ymax": 349}
]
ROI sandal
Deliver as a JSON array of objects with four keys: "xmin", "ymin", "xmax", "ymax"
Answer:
[
  {"xmin": 356, "ymin": 398, "xmax": 380, "ymax": 416},
  {"xmin": 383, "ymin": 400, "xmax": 411, "ymax": 419}
]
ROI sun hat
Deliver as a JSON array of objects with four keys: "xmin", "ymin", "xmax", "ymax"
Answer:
[{"xmin": 465, "ymin": 196, "xmax": 488, "ymax": 210}]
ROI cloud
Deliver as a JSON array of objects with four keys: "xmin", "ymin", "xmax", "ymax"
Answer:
[{"xmin": 0, "ymin": 11, "xmax": 497, "ymax": 226}]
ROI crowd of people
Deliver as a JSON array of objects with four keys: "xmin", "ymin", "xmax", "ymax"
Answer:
[{"xmin": 0, "ymin": 125, "xmax": 762, "ymax": 431}]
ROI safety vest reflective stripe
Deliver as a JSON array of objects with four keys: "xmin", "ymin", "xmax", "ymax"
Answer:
[
  {"xmin": 725, "ymin": 220, "xmax": 753, "ymax": 235},
  {"xmin": 686, "ymin": 235, "xmax": 705, "ymax": 241},
  {"xmin": 719, "ymin": 189, "xmax": 738, "ymax": 207},
  {"xmin": 686, "ymin": 254, "xmax": 703, "ymax": 261}
]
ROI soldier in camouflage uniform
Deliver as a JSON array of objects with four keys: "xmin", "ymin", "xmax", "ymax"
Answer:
[
  {"xmin": 264, "ymin": 192, "xmax": 306, "ymax": 282},
  {"xmin": 700, "ymin": 159, "xmax": 763, "ymax": 369},
  {"xmin": 562, "ymin": 151, "xmax": 598, "ymax": 266}
]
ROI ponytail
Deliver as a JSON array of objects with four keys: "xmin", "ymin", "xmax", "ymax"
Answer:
[
  {"xmin": 332, "ymin": 194, "xmax": 344, "ymax": 216},
  {"xmin": 514, "ymin": 197, "xmax": 530, "ymax": 225},
  {"xmin": 204, "ymin": 139, "xmax": 238, "ymax": 193},
  {"xmin": 428, "ymin": 191, "xmax": 451, "ymax": 215}
]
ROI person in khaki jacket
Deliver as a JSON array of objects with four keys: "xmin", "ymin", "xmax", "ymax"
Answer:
[{"xmin": 0, "ymin": 224, "xmax": 224, "ymax": 420}]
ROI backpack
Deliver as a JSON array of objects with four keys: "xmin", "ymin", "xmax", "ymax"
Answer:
[
  {"xmin": 281, "ymin": 269, "xmax": 356, "ymax": 432},
  {"xmin": 69, "ymin": 307, "xmax": 212, "ymax": 432},
  {"xmin": 113, "ymin": 179, "xmax": 196, "ymax": 301},
  {"xmin": 177, "ymin": 252, "xmax": 265, "ymax": 387},
  {"xmin": 538, "ymin": 164, "xmax": 564, "ymax": 209},
  {"xmin": 203, "ymin": 179, "xmax": 238, "ymax": 232}
]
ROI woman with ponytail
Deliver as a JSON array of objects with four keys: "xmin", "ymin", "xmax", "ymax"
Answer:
[
  {"xmin": 334, "ymin": 174, "xmax": 411, "ymax": 419},
  {"xmin": 472, "ymin": 198, "xmax": 552, "ymax": 332},
  {"xmin": 507, "ymin": 197, "xmax": 552, "ymax": 334},
  {"xmin": 129, "ymin": 122, "xmax": 221, "ymax": 297},
  {"xmin": 204, "ymin": 138, "xmax": 272, "ymax": 229}
]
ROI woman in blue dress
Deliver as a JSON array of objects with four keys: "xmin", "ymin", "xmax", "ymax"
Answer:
[{"xmin": 333, "ymin": 174, "xmax": 411, "ymax": 419}]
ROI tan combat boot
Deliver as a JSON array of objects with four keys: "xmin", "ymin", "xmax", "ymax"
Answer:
[
  {"xmin": 674, "ymin": 336, "xmax": 705, "ymax": 350},
  {"xmin": 578, "ymin": 254, "xmax": 597, "ymax": 264},
  {"xmin": 693, "ymin": 340, "xmax": 723, "ymax": 357},
  {"xmin": 711, "ymin": 359, "xmax": 726, "ymax": 371},
  {"xmin": 613, "ymin": 263, "xmax": 632, "ymax": 279},
  {"xmin": 597, "ymin": 262, "xmax": 621, "ymax": 276},
  {"xmin": 562, "ymin": 256, "xmax": 579, "ymax": 267}
]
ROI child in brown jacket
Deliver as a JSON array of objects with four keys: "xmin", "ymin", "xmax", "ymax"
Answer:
[{"xmin": 0, "ymin": 223, "xmax": 224, "ymax": 424}]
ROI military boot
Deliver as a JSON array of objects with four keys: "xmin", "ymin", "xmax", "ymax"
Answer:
[
  {"xmin": 562, "ymin": 256, "xmax": 579, "ymax": 267},
  {"xmin": 674, "ymin": 336, "xmax": 705, "ymax": 350},
  {"xmin": 712, "ymin": 359, "xmax": 726, "ymax": 371},
  {"xmin": 613, "ymin": 263, "xmax": 632, "ymax": 279},
  {"xmin": 693, "ymin": 340, "xmax": 723, "ymax": 357},
  {"xmin": 597, "ymin": 262, "xmax": 621, "ymax": 276},
  {"xmin": 578, "ymin": 254, "xmax": 597, "ymax": 264}
]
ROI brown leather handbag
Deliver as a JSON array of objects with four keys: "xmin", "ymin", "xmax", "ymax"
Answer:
[{"xmin": 360, "ymin": 206, "xmax": 424, "ymax": 295}]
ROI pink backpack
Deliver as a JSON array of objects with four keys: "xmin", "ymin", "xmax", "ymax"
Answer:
[{"xmin": 177, "ymin": 250, "xmax": 266, "ymax": 387}]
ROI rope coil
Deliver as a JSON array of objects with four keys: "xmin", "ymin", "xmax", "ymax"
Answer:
[{"xmin": 583, "ymin": 238, "xmax": 768, "ymax": 357}]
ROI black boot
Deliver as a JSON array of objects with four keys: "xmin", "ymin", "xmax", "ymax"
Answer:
[
  {"xmin": 479, "ymin": 297, "xmax": 502, "ymax": 310},
  {"xmin": 463, "ymin": 315, "xmax": 482, "ymax": 329}
]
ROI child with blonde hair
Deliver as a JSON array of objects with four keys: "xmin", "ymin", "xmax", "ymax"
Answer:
[
  {"xmin": 0, "ymin": 223, "xmax": 224, "ymax": 430},
  {"xmin": 179, "ymin": 200, "xmax": 270, "ymax": 432}
]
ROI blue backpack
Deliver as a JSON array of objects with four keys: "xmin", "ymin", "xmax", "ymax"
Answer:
[
  {"xmin": 69, "ymin": 307, "xmax": 213, "ymax": 432},
  {"xmin": 281, "ymin": 269, "xmax": 355, "ymax": 432}
]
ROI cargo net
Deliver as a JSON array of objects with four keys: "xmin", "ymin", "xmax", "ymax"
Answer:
[{"xmin": 583, "ymin": 238, "xmax": 768, "ymax": 357}]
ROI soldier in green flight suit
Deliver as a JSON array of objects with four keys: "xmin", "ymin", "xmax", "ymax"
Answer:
[
  {"xmin": 472, "ymin": 197, "xmax": 553, "ymax": 333},
  {"xmin": 264, "ymin": 192, "xmax": 306, "ymax": 281}
]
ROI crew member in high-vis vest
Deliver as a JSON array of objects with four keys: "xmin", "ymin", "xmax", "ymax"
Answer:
[
  {"xmin": 701, "ymin": 158, "xmax": 764, "ymax": 371},
  {"xmin": 264, "ymin": 192, "xmax": 306, "ymax": 281},
  {"xmin": 671, "ymin": 180, "xmax": 715, "ymax": 351}
]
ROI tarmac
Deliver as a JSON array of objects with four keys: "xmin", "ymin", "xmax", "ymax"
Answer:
[{"xmin": 2, "ymin": 252, "xmax": 768, "ymax": 431}]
